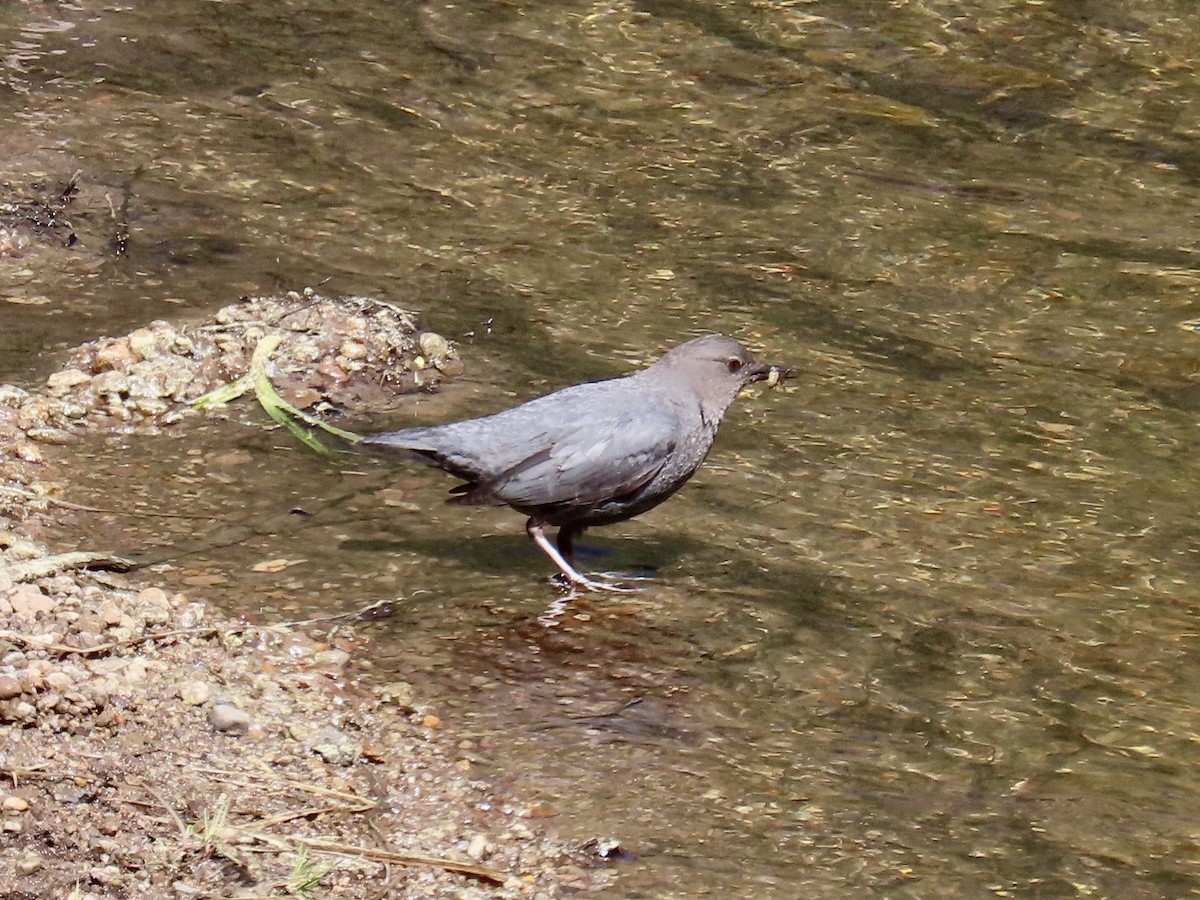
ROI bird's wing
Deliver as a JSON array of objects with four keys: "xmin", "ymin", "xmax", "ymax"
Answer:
[{"xmin": 481, "ymin": 405, "xmax": 680, "ymax": 510}]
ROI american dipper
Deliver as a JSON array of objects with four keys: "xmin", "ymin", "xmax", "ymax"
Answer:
[{"xmin": 361, "ymin": 334, "xmax": 794, "ymax": 591}]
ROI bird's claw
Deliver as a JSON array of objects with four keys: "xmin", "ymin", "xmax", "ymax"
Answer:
[{"xmin": 551, "ymin": 573, "xmax": 641, "ymax": 594}]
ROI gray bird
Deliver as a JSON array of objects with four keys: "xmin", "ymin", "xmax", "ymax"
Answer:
[{"xmin": 361, "ymin": 334, "xmax": 794, "ymax": 591}]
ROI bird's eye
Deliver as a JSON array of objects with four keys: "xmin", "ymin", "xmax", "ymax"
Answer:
[{"xmin": 726, "ymin": 358, "xmax": 743, "ymax": 374}]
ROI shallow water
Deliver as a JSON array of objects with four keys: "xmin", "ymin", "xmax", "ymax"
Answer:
[{"xmin": 6, "ymin": 1, "xmax": 1200, "ymax": 896}]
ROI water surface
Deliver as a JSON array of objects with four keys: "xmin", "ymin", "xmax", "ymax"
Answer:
[{"xmin": 5, "ymin": 1, "xmax": 1200, "ymax": 896}]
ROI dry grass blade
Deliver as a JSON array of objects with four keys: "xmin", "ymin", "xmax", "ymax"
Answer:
[
  {"xmin": 192, "ymin": 334, "xmax": 363, "ymax": 452},
  {"xmin": 239, "ymin": 831, "xmax": 507, "ymax": 885}
]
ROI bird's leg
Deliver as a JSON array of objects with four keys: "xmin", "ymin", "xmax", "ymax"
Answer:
[
  {"xmin": 558, "ymin": 524, "xmax": 656, "ymax": 585},
  {"xmin": 556, "ymin": 525, "xmax": 579, "ymax": 566},
  {"xmin": 526, "ymin": 519, "xmax": 636, "ymax": 593}
]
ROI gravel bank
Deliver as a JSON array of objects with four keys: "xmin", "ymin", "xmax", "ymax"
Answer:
[{"xmin": 0, "ymin": 293, "xmax": 613, "ymax": 898}]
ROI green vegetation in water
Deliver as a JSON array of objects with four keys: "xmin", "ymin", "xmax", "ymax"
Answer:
[{"xmin": 192, "ymin": 334, "xmax": 363, "ymax": 453}]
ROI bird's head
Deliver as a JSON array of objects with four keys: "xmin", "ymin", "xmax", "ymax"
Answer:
[{"xmin": 653, "ymin": 334, "xmax": 795, "ymax": 404}]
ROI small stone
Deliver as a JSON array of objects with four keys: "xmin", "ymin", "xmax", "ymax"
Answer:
[
  {"xmin": 136, "ymin": 588, "xmax": 172, "ymax": 625},
  {"xmin": 380, "ymin": 681, "xmax": 416, "ymax": 710},
  {"xmin": 91, "ymin": 370, "xmax": 130, "ymax": 395},
  {"xmin": 93, "ymin": 339, "xmax": 137, "ymax": 371},
  {"xmin": 24, "ymin": 426, "xmax": 73, "ymax": 444},
  {"xmin": 466, "ymin": 834, "xmax": 491, "ymax": 861},
  {"xmin": 339, "ymin": 340, "xmax": 368, "ymax": 360},
  {"xmin": 0, "ymin": 675, "xmax": 21, "ymax": 700},
  {"xmin": 313, "ymin": 648, "xmax": 350, "ymax": 669},
  {"xmin": 132, "ymin": 397, "xmax": 170, "ymax": 416},
  {"xmin": 16, "ymin": 397, "xmax": 55, "ymax": 430},
  {"xmin": 124, "ymin": 658, "xmax": 148, "ymax": 684},
  {"xmin": 136, "ymin": 586, "xmax": 169, "ymax": 605},
  {"xmin": 9, "ymin": 585, "xmax": 55, "ymax": 618},
  {"xmin": 0, "ymin": 384, "xmax": 30, "ymax": 406},
  {"xmin": 316, "ymin": 357, "xmax": 349, "ymax": 384},
  {"xmin": 178, "ymin": 681, "xmax": 212, "ymax": 706},
  {"xmin": 127, "ymin": 328, "xmax": 159, "ymax": 360},
  {"xmin": 209, "ymin": 701, "xmax": 250, "ymax": 734},
  {"xmin": 281, "ymin": 386, "xmax": 322, "ymax": 409},
  {"xmin": 287, "ymin": 721, "xmax": 316, "ymax": 741},
  {"xmin": 308, "ymin": 725, "xmax": 361, "ymax": 766},
  {"xmin": 98, "ymin": 598, "xmax": 125, "ymax": 627},
  {"xmin": 586, "ymin": 837, "xmax": 623, "ymax": 859},
  {"xmin": 15, "ymin": 441, "xmax": 42, "ymax": 463},
  {"xmin": 418, "ymin": 331, "xmax": 451, "ymax": 364},
  {"xmin": 178, "ymin": 603, "xmax": 206, "ymax": 628},
  {"xmin": 2, "ymin": 795, "xmax": 29, "ymax": 812},
  {"xmin": 44, "ymin": 671, "xmax": 73, "ymax": 692},
  {"xmin": 3, "ymin": 818, "xmax": 22, "ymax": 833},
  {"xmin": 90, "ymin": 864, "xmax": 123, "ymax": 887},
  {"xmin": 14, "ymin": 851, "xmax": 42, "ymax": 875},
  {"xmin": 46, "ymin": 368, "xmax": 92, "ymax": 393}
]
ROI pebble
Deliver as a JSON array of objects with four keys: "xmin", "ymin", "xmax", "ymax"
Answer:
[
  {"xmin": 44, "ymin": 671, "xmax": 73, "ymax": 692},
  {"xmin": 308, "ymin": 725, "xmax": 361, "ymax": 766},
  {"xmin": 46, "ymin": 368, "xmax": 91, "ymax": 394},
  {"xmin": 381, "ymin": 681, "xmax": 416, "ymax": 710},
  {"xmin": 466, "ymin": 834, "xmax": 492, "ymax": 860},
  {"xmin": 91, "ymin": 370, "xmax": 130, "ymax": 395},
  {"xmin": 339, "ymin": 340, "xmax": 368, "ymax": 360},
  {"xmin": 98, "ymin": 598, "xmax": 125, "ymax": 627},
  {"xmin": 136, "ymin": 587, "xmax": 169, "ymax": 605},
  {"xmin": 288, "ymin": 721, "xmax": 316, "ymax": 741},
  {"xmin": 209, "ymin": 701, "xmax": 251, "ymax": 734},
  {"xmin": 2, "ymin": 795, "xmax": 29, "ymax": 812},
  {"xmin": 178, "ymin": 681, "xmax": 212, "ymax": 706},
  {"xmin": 9, "ymin": 585, "xmax": 55, "ymax": 618},
  {"xmin": 125, "ymin": 658, "xmax": 148, "ymax": 683},
  {"xmin": 0, "ymin": 675, "xmax": 21, "ymax": 700},
  {"xmin": 15, "ymin": 398, "xmax": 56, "ymax": 430},
  {"xmin": 15, "ymin": 441, "xmax": 42, "ymax": 463},
  {"xmin": 24, "ymin": 426, "xmax": 73, "ymax": 444},
  {"xmin": 127, "ymin": 328, "xmax": 159, "ymax": 361},
  {"xmin": 94, "ymin": 339, "xmax": 137, "ymax": 371},
  {"xmin": 178, "ymin": 603, "xmax": 206, "ymax": 628},
  {"xmin": 313, "ymin": 648, "xmax": 350, "ymax": 668},
  {"xmin": 0, "ymin": 383, "xmax": 29, "ymax": 405},
  {"xmin": 418, "ymin": 331, "xmax": 451, "ymax": 366},
  {"xmin": 14, "ymin": 851, "xmax": 43, "ymax": 875},
  {"xmin": 140, "ymin": 604, "xmax": 171, "ymax": 627}
]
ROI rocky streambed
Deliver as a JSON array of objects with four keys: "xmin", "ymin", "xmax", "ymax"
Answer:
[{"xmin": 0, "ymin": 292, "xmax": 614, "ymax": 899}]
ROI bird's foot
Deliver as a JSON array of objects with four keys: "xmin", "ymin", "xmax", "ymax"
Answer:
[
  {"xmin": 588, "ymin": 569, "xmax": 658, "ymax": 585},
  {"xmin": 551, "ymin": 572, "xmax": 641, "ymax": 594}
]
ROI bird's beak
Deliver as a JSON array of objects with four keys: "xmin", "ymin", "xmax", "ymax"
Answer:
[{"xmin": 747, "ymin": 361, "xmax": 797, "ymax": 388}]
